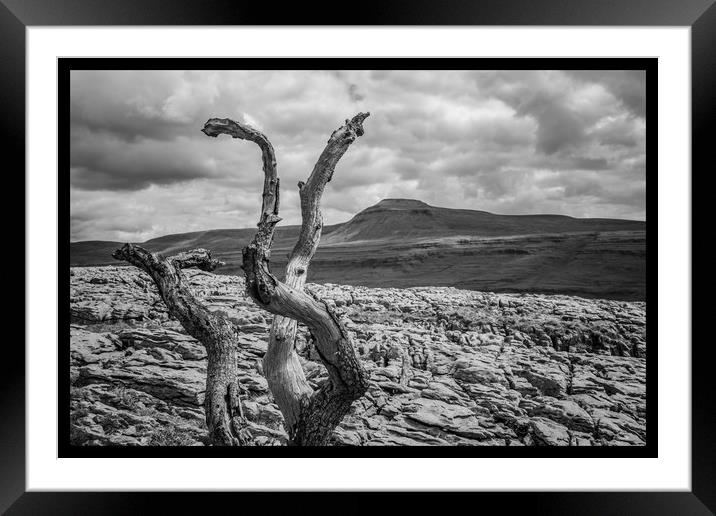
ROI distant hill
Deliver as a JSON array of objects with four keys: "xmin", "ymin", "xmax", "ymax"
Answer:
[
  {"xmin": 70, "ymin": 199, "xmax": 646, "ymax": 300},
  {"xmin": 69, "ymin": 224, "xmax": 339, "ymax": 267},
  {"xmin": 323, "ymin": 198, "xmax": 643, "ymax": 243}
]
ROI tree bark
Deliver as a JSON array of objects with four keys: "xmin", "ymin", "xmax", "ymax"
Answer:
[
  {"xmin": 203, "ymin": 113, "xmax": 371, "ymax": 445},
  {"xmin": 112, "ymin": 244, "xmax": 251, "ymax": 446}
]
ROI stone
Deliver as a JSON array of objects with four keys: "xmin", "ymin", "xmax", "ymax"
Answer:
[
  {"xmin": 523, "ymin": 398, "xmax": 594, "ymax": 433},
  {"xmin": 68, "ymin": 266, "xmax": 647, "ymax": 447},
  {"xmin": 531, "ymin": 417, "xmax": 571, "ymax": 446},
  {"xmin": 118, "ymin": 327, "xmax": 207, "ymax": 360}
]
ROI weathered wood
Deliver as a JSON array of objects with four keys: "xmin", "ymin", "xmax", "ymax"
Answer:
[
  {"xmin": 201, "ymin": 118, "xmax": 279, "ymax": 228},
  {"xmin": 169, "ymin": 248, "xmax": 225, "ymax": 271},
  {"xmin": 112, "ymin": 244, "xmax": 250, "ymax": 446},
  {"xmin": 203, "ymin": 113, "xmax": 371, "ymax": 445},
  {"xmin": 268, "ymin": 112, "xmax": 371, "ymax": 440}
]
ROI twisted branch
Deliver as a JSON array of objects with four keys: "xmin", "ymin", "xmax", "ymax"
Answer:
[
  {"xmin": 112, "ymin": 244, "xmax": 250, "ymax": 446},
  {"xmin": 202, "ymin": 113, "xmax": 370, "ymax": 445}
]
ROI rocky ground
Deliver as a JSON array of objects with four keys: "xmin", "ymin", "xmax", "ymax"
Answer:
[{"xmin": 69, "ymin": 266, "xmax": 647, "ymax": 447}]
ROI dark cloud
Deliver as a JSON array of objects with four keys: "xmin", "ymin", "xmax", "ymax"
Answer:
[
  {"xmin": 347, "ymin": 83, "xmax": 365, "ymax": 102},
  {"xmin": 70, "ymin": 71, "xmax": 192, "ymax": 142},
  {"xmin": 531, "ymin": 102, "xmax": 586, "ymax": 154},
  {"xmin": 476, "ymin": 72, "xmax": 590, "ymax": 155},
  {"xmin": 70, "ymin": 135, "xmax": 213, "ymax": 190},
  {"xmin": 70, "ymin": 70, "xmax": 646, "ymax": 242},
  {"xmin": 569, "ymin": 157, "xmax": 609, "ymax": 170},
  {"xmin": 565, "ymin": 70, "xmax": 646, "ymax": 117}
]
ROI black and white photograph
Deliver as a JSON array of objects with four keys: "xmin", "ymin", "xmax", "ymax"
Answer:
[{"xmin": 66, "ymin": 62, "xmax": 652, "ymax": 450}]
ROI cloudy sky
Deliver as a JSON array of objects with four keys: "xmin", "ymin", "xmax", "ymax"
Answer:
[{"xmin": 70, "ymin": 69, "xmax": 646, "ymax": 242}]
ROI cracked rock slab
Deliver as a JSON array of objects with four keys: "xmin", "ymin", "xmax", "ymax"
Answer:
[{"xmin": 69, "ymin": 266, "xmax": 647, "ymax": 447}]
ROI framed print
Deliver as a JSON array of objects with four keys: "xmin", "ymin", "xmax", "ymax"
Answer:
[{"xmin": 5, "ymin": 0, "xmax": 713, "ymax": 513}]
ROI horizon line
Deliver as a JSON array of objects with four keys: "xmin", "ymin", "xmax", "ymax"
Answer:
[{"xmin": 70, "ymin": 197, "xmax": 646, "ymax": 244}]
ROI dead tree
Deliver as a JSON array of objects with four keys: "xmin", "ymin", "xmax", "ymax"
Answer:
[
  {"xmin": 111, "ymin": 245, "xmax": 251, "ymax": 446},
  {"xmin": 114, "ymin": 113, "xmax": 370, "ymax": 446}
]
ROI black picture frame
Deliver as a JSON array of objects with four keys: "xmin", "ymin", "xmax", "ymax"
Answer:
[
  {"xmin": 4, "ymin": 0, "xmax": 712, "ymax": 513},
  {"xmin": 57, "ymin": 55, "xmax": 658, "ymax": 461}
]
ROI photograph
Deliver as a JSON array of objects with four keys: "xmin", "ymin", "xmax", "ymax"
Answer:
[{"xmin": 65, "ymin": 61, "xmax": 651, "ymax": 450}]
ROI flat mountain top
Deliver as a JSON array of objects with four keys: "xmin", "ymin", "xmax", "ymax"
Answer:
[
  {"xmin": 323, "ymin": 199, "xmax": 644, "ymax": 244},
  {"xmin": 368, "ymin": 198, "xmax": 432, "ymax": 209}
]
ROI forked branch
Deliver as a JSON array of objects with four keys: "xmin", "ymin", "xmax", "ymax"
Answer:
[{"xmin": 202, "ymin": 113, "xmax": 371, "ymax": 445}]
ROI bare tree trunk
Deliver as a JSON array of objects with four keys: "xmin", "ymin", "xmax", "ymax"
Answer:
[
  {"xmin": 112, "ymin": 245, "xmax": 251, "ymax": 446},
  {"xmin": 203, "ymin": 113, "xmax": 371, "ymax": 445}
]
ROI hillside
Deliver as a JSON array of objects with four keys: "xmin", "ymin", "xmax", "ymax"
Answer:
[
  {"xmin": 323, "ymin": 198, "xmax": 643, "ymax": 243},
  {"xmin": 70, "ymin": 199, "xmax": 646, "ymax": 300}
]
